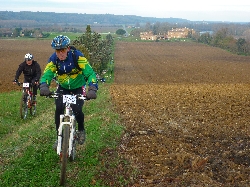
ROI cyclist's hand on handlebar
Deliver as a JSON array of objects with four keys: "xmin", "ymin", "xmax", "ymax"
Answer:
[
  {"xmin": 40, "ymin": 83, "xmax": 51, "ymax": 96},
  {"xmin": 32, "ymin": 79, "xmax": 39, "ymax": 85},
  {"xmin": 12, "ymin": 79, "xmax": 18, "ymax": 85},
  {"xmin": 86, "ymin": 85, "xmax": 97, "ymax": 99}
]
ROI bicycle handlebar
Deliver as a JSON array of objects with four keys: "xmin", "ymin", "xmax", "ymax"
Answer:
[
  {"xmin": 16, "ymin": 82, "xmax": 34, "ymax": 87},
  {"xmin": 48, "ymin": 92, "xmax": 88, "ymax": 101}
]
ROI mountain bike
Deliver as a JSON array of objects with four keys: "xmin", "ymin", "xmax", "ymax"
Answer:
[
  {"xmin": 18, "ymin": 82, "xmax": 36, "ymax": 119},
  {"xmin": 49, "ymin": 92, "xmax": 87, "ymax": 186}
]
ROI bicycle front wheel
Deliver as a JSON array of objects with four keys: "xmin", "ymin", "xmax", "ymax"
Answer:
[
  {"xmin": 69, "ymin": 120, "xmax": 77, "ymax": 162},
  {"xmin": 20, "ymin": 92, "xmax": 28, "ymax": 119},
  {"xmin": 60, "ymin": 125, "xmax": 69, "ymax": 186}
]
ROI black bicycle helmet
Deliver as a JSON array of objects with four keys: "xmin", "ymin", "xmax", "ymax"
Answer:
[
  {"xmin": 51, "ymin": 35, "xmax": 70, "ymax": 49},
  {"xmin": 24, "ymin": 53, "xmax": 33, "ymax": 61}
]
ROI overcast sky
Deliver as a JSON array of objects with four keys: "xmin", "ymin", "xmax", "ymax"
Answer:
[{"xmin": 1, "ymin": 0, "xmax": 250, "ymax": 22}]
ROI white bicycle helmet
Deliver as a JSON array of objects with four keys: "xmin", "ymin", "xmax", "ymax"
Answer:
[{"xmin": 24, "ymin": 53, "xmax": 33, "ymax": 61}]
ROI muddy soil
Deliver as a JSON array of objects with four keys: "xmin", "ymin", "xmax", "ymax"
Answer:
[
  {"xmin": 109, "ymin": 41, "xmax": 250, "ymax": 186},
  {"xmin": 0, "ymin": 39, "xmax": 53, "ymax": 92}
]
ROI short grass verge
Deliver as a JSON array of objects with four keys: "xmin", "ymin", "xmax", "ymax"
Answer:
[{"xmin": 0, "ymin": 82, "xmax": 135, "ymax": 186}]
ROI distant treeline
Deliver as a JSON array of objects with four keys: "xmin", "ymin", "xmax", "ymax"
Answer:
[
  {"xmin": 194, "ymin": 28, "xmax": 250, "ymax": 56},
  {"xmin": 0, "ymin": 11, "xmax": 189, "ymax": 27},
  {"xmin": 1, "ymin": 11, "xmax": 250, "ymax": 36}
]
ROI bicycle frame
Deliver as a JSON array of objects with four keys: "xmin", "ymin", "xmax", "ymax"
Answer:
[
  {"xmin": 50, "ymin": 93, "xmax": 86, "ymax": 185},
  {"xmin": 23, "ymin": 83, "xmax": 32, "ymax": 106},
  {"xmin": 18, "ymin": 82, "xmax": 36, "ymax": 119},
  {"xmin": 57, "ymin": 95, "xmax": 77, "ymax": 157}
]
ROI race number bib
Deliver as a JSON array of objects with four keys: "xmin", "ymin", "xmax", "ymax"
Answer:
[
  {"xmin": 63, "ymin": 95, "xmax": 76, "ymax": 104},
  {"xmin": 23, "ymin": 83, "xmax": 29, "ymax": 88}
]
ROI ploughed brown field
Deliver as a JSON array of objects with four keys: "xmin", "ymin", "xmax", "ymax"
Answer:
[
  {"xmin": 1, "ymin": 39, "xmax": 250, "ymax": 186},
  {"xmin": 110, "ymin": 41, "xmax": 250, "ymax": 186},
  {"xmin": 0, "ymin": 39, "xmax": 53, "ymax": 92}
]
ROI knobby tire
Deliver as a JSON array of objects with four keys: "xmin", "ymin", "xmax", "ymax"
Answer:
[{"xmin": 60, "ymin": 124, "xmax": 69, "ymax": 186}]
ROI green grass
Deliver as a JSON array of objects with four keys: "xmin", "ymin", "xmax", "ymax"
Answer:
[
  {"xmin": 0, "ymin": 81, "xmax": 127, "ymax": 186},
  {"xmin": 44, "ymin": 32, "xmax": 83, "ymax": 40},
  {"xmin": 1, "ymin": 32, "xmax": 83, "ymax": 41}
]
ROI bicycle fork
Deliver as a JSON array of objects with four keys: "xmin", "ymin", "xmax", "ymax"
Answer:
[
  {"xmin": 24, "ymin": 88, "xmax": 33, "ymax": 108},
  {"xmin": 57, "ymin": 114, "xmax": 76, "ymax": 157}
]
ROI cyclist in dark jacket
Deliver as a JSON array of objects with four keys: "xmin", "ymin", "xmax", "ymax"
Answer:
[{"xmin": 13, "ymin": 53, "xmax": 41, "ymax": 101}]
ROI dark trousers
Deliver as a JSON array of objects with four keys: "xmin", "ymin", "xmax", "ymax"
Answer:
[
  {"xmin": 32, "ymin": 85, "xmax": 38, "ymax": 96},
  {"xmin": 55, "ymin": 85, "xmax": 84, "ymax": 132}
]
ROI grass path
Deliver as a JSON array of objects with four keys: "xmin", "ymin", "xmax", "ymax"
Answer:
[
  {"xmin": 0, "ymin": 83, "xmax": 131, "ymax": 186},
  {"xmin": 0, "ymin": 105, "xmax": 54, "ymax": 162}
]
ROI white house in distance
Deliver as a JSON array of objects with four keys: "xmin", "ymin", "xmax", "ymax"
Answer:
[{"xmin": 140, "ymin": 27, "xmax": 196, "ymax": 40}]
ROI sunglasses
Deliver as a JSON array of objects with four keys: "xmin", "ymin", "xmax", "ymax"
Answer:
[{"xmin": 55, "ymin": 48, "xmax": 68, "ymax": 53}]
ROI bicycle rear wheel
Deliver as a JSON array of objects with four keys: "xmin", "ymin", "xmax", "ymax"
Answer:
[
  {"xmin": 20, "ymin": 92, "xmax": 28, "ymax": 119},
  {"xmin": 60, "ymin": 125, "xmax": 69, "ymax": 186}
]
